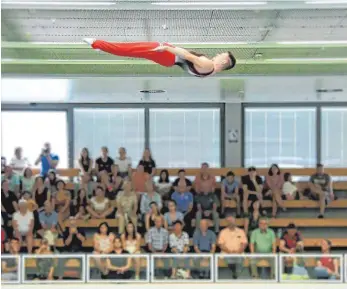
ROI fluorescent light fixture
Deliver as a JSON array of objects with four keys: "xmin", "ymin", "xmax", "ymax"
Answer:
[
  {"xmin": 266, "ymin": 58, "xmax": 347, "ymax": 62},
  {"xmin": 1, "ymin": 1, "xmax": 116, "ymax": 5},
  {"xmin": 278, "ymin": 41, "xmax": 347, "ymax": 44},
  {"xmin": 306, "ymin": 0, "xmax": 347, "ymax": 4},
  {"xmin": 152, "ymin": 1, "xmax": 267, "ymax": 6}
]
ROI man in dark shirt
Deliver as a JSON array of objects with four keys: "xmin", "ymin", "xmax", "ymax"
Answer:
[
  {"xmin": 63, "ymin": 218, "xmax": 86, "ymax": 252},
  {"xmin": 1, "ymin": 180, "xmax": 18, "ymax": 238},
  {"xmin": 95, "ymin": 146, "xmax": 114, "ymax": 176},
  {"xmin": 195, "ymin": 190, "xmax": 219, "ymax": 233}
]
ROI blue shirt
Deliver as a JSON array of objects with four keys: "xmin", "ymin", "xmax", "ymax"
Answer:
[
  {"xmin": 193, "ymin": 229, "xmax": 216, "ymax": 252},
  {"xmin": 39, "ymin": 211, "xmax": 58, "ymax": 227},
  {"xmin": 41, "ymin": 154, "xmax": 59, "ymax": 175},
  {"xmin": 222, "ymin": 178, "xmax": 239, "ymax": 195},
  {"xmin": 171, "ymin": 191, "xmax": 193, "ymax": 214}
]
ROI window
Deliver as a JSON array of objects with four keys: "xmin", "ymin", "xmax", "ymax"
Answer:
[
  {"xmin": 321, "ymin": 107, "xmax": 347, "ymax": 167},
  {"xmin": 1, "ymin": 111, "xmax": 68, "ymax": 168},
  {"xmin": 149, "ymin": 108, "xmax": 220, "ymax": 168},
  {"xmin": 73, "ymin": 109, "xmax": 145, "ymax": 167},
  {"xmin": 245, "ymin": 107, "xmax": 317, "ymax": 168}
]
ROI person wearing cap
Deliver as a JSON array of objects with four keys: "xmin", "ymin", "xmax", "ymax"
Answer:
[
  {"xmin": 279, "ymin": 223, "xmax": 304, "ymax": 254},
  {"xmin": 12, "ymin": 199, "xmax": 34, "ymax": 253},
  {"xmin": 221, "ymin": 171, "xmax": 241, "ymax": 217},
  {"xmin": 314, "ymin": 239, "xmax": 340, "ymax": 280}
]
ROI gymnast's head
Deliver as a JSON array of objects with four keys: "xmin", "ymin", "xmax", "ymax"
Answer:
[{"xmin": 212, "ymin": 51, "xmax": 236, "ymax": 72}]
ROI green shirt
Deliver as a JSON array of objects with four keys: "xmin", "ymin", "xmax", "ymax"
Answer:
[
  {"xmin": 21, "ymin": 176, "xmax": 35, "ymax": 192},
  {"xmin": 1, "ymin": 174, "xmax": 20, "ymax": 192},
  {"xmin": 250, "ymin": 228, "xmax": 276, "ymax": 253}
]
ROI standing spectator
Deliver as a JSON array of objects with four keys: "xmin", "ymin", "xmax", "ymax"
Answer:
[
  {"xmin": 1, "ymin": 166, "xmax": 20, "ymax": 198},
  {"xmin": 164, "ymin": 200, "xmax": 184, "ymax": 232},
  {"xmin": 169, "ymin": 220, "xmax": 191, "ymax": 279},
  {"xmin": 1, "ymin": 180, "xmax": 18, "ymax": 237},
  {"xmin": 264, "ymin": 164, "xmax": 285, "ymax": 218},
  {"xmin": 33, "ymin": 176, "xmax": 51, "ymax": 212},
  {"xmin": 194, "ymin": 163, "xmax": 216, "ymax": 195},
  {"xmin": 78, "ymin": 148, "xmax": 93, "ymax": 176},
  {"xmin": 116, "ymin": 181, "xmax": 138, "ymax": 234},
  {"xmin": 195, "ymin": 189, "xmax": 220, "ymax": 233},
  {"xmin": 132, "ymin": 164, "xmax": 150, "ymax": 198},
  {"xmin": 39, "ymin": 201, "xmax": 58, "ymax": 242},
  {"xmin": 10, "ymin": 147, "xmax": 30, "ymax": 174},
  {"xmin": 86, "ymin": 186, "xmax": 114, "ymax": 219},
  {"xmin": 156, "ymin": 169, "xmax": 172, "ymax": 200},
  {"xmin": 217, "ymin": 210, "xmax": 248, "ymax": 279},
  {"xmin": 173, "ymin": 169, "xmax": 192, "ymax": 192},
  {"xmin": 1, "ymin": 238, "xmax": 20, "ymax": 281},
  {"xmin": 114, "ymin": 147, "xmax": 132, "ymax": 179},
  {"xmin": 34, "ymin": 142, "xmax": 59, "ymax": 177},
  {"xmin": 147, "ymin": 216, "xmax": 169, "ymax": 253},
  {"xmin": 63, "ymin": 217, "xmax": 86, "ymax": 252},
  {"xmin": 138, "ymin": 148, "xmax": 156, "ymax": 177},
  {"xmin": 193, "ymin": 219, "xmax": 216, "ymax": 279},
  {"xmin": 95, "ymin": 146, "xmax": 114, "ymax": 177},
  {"xmin": 308, "ymin": 163, "xmax": 334, "ymax": 218},
  {"xmin": 221, "ymin": 171, "xmax": 241, "ymax": 216},
  {"xmin": 171, "ymin": 184, "xmax": 194, "ymax": 232},
  {"xmin": 145, "ymin": 202, "xmax": 164, "ymax": 231},
  {"xmin": 314, "ymin": 240, "xmax": 340, "ymax": 280},
  {"xmin": 21, "ymin": 168, "xmax": 35, "ymax": 193},
  {"xmin": 140, "ymin": 180, "xmax": 162, "ymax": 216},
  {"xmin": 279, "ymin": 223, "xmax": 304, "ymax": 253},
  {"xmin": 12, "ymin": 199, "xmax": 34, "ymax": 253},
  {"xmin": 250, "ymin": 217, "xmax": 276, "ymax": 279}
]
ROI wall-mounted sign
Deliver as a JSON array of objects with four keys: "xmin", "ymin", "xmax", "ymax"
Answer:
[{"xmin": 228, "ymin": 129, "xmax": 239, "ymax": 143}]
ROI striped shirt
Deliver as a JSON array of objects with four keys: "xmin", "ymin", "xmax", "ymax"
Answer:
[{"xmin": 147, "ymin": 227, "xmax": 168, "ymax": 251}]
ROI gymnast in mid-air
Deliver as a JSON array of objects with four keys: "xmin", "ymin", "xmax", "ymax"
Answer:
[{"xmin": 83, "ymin": 38, "xmax": 236, "ymax": 77}]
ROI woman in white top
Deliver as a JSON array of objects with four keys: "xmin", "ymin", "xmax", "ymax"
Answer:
[
  {"xmin": 10, "ymin": 147, "xmax": 30, "ymax": 174},
  {"xmin": 121, "ymin": 222, "xmax": 141, "ymax": 279},
  {"xmin": 156, "ymin": 169, "xmax": 172, "ymax": 200},
  {"xmin": 86, "ymin": 186, "xmax": 114, "ymax": 219},
  {"xmin": 114, "ymin": 147, "xmax": 132, "ymax": 179},
  {"xmin": 283, "ymin": 172, "xmax": 299, "ymax": 200}
]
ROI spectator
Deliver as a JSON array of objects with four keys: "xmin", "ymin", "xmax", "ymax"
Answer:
[
  {"xmin": 32, "ymin": 176, "xmax": 51, "ymax": 212},
  {"xmin": 221, "ymin": 171, "xmax": 241, "ymax": 217},
  {"xmin": 114, "ymin": 147, "xmax": 132, "ymax": 179},
  {"xmin": 99, "ymin": 170, "xmax": 115, "ymax": 199},
  {"xmin": 156, "ymin": 169, "xmax": 172, "ymax": 200},
  {"xmin": 195, "ymin": 188, "xmax": 219, "ymax": 233},
  {"xmin": 101, "ymin": 236, "xmax": 132, "ymax": 280},
  {"xmin": 95, "ymin": 146, "xmax": 114, "ymax": 177},
  {"xmin": 10, "ymin": 147, "xmax": 30, "ymax": 173},
  {"xmin": 217, "ymin": 210, "xmax": 248, "ymax": 279},
  {"xmin": 171, "ymin": 184, "xmax": 194, "ymax": 231},
  {"xmin": 1, "ymin": 179, "xmax": 19, "ymax": 237},
  {"xmin": 34, "ymin": 142, "xmax": 59, "ymax": 177},
  {"xmin": 314, "ymin": 239, "xmax": 340, "ymax": 280},
  {"xmin": 132, "ymin": 164, "xmax": 150, "ymax": 198},
  {"xmin": 283, "ymin": 173, "xmax": 301, "ymax": 200},
  {"xmin": 2, "ymin": 166, "xmax": 20, "ymax": 198},
  {"xmin": 138, "ymin": 148, "xmax": 156, "ymax": 177},
  {"xmin": 33, "ymin": 239, "xmax": 55, "ymax": 280},
  {"xmin": 164, "ymin": 200, "xmax": 184, "ymax": 232},
  {"xmin": 1, "ymin": 238, "xmax": 20, "ymax": 281},
  {"xmin": 75, "ymin": 173, "xmax": 95, "ymax": 198},
  {"xmin": 39, "ymin": 201, "xmax": 58, "ymax": 242},
  {"xmin": 54, "ymin": 180, "xmax": 71, "ymax": 224},
  {"xmin": 109, "ymin": 164, "xmax": 123, "ymax": 197},
  {"xmin": 279, "ymin": 223, "xmax": 304, "ymax": 254},
  {"xmin": 73, "ymin": 188, "xmax": 89, "ymax": 220},
  {"xmin": 86, "ymin": 186, "xmax": 114, "ymax": 219},
  {"xmin": 308, "ymin": 163, "xmax": 334, "ymax": 218},
  {"xmin": 140, "ymin": 180, "xmax": 162, "ymax": 216},
  {"xmin": 93, "ymin": 222, "xmax": 115, "ymax": 254},
  {"xmin": 78, "ymin": 147, "xmax": 93, "ymax": 176},
  {"xmin": 12, "ymin": 199, "xmax": 34, "ymax": 253},
  {"xmin": 264, "ymin": 164, "xmax": 286, "ymax": 218},
  {"xmin": 46, "ymin": 170, "xmax": 58, "ymax": 195},
  {"xmin": 22, "ymin": 191, "xmax": 42, "ymax": 237},
  {"xmin": 116, "ymin": 181, "xmax": 138, "ymax": 234},
  {"xmin": 173, "ymin": 169, "xmax": 192, "ymax": 192},
  {"xmin": 194, "ymin": 163, "xmax": 216, "ymax": 195},
  {"xmin": 63, "ymin": 217, "xmax": 86, "ymax": 252},
  {"xmin": 250, "ymin": 217, "xmax": 276, "ymax": 279},
  {"xmin": 121, "ymin": 222, "xmax": 142, "ymax": 279},
  {"xmin": 169, "ymin": 220, "xmax": 191, "ymax": 279},
  {"xmin": 145, "ymin": 202, "xmax": 164, "ymax": 231},
  {"xmin": 21, "ymin": 168, "xmax": 35, "ymax": 193},
  {"xmin": 193, "ymin": 219, "xmax": 216, "ymax": 279},
  {"xmin": 147, "ymin": 216, "xmax": 169, "ymax": 253}
]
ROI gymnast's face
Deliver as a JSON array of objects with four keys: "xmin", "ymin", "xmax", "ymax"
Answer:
[{"xmin": 212, "ymin": 53, "xmax": 230, "ymax": 68}]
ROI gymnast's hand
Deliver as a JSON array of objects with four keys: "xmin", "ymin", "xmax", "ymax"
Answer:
[{"xmin": 152, "ymin": 45, "xmax": 168, "ymax": 52}]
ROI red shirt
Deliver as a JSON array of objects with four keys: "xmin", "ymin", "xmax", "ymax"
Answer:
[{"xmin": 320, "ymin": 257, "xmax": 335, "ymax": 271}]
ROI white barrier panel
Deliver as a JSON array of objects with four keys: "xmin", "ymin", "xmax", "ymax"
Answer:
[
  {"xmin": 215, "ymin": 254, "xmax": 278, "ymax": 283},
  {"xmin": 279, "ymin": 254, "xmax": 344, "ymax": 283},
  {"xmin": 86, "ymin": 254, "xmax": 150, "ymax": 283},
  {"xmin": 151, "ymin": 253, "xmax": 214, "ymax": 282},
  {"xmin": 1, "ymin": 255, "xmax": 21, "ymax": 284},
  {"xmin": 21, "ymin": 254, "xmax": 85, "ymax": 284}
]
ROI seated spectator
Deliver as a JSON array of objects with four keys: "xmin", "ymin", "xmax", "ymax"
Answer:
[
  {"xmin": 63, "ymin": 217, "xmax": 86, "ymax": 252},
  {"xmin": 1, "ymin": 179, "xmax": 19, "ymax": 237},
  {"xmin": 173, "ymin": 169, "xmax": 192, "ymax": 192},
  {"xmin": 78, "ymin": 147, "xmax": 93, "ymax": 176},
  {"xmin": 264, "ymin": 164, "xmax": 286, "ymax": 218},
  {"xmin": 171, "ymin": 184, "xmax": 194, "ymax": 231},
  {"xmin": 10, "ymin": 147, "xmax": 30, "ymax": 174},
  {"xmin": 279, "ymin": 223, "xmax": 304, "ymax": 254},
  {"xmin": 95, "ymin": 146, "xmax": 114, "ymax": 178},
  {"xmin": 169, "ymin": 220, "xmax": 190, "ymax": 279},
  {"xmin": 145, "ymin": 202, "xmax": 164, "ymax": 231},
  {"xmin": 46, "ymin": 170, "xmax": 58, "ymax": 195},
  {"xmin": 221, "ymin": 171, "xmax": 241, "ymax": 217},
  {"xmin": 314, "ymin": 239, "xmax": 340, "ymax": 280},
  {"xmin": 34, "ymin": 142, "xmax": 59, "ymax": 178},
  {"xmin": 86, "ymin": 186, "xmax": 114, "ymax": 219},
  {"xmin": 250, "ymin": 217, "xmax": 276, "ymax": 279},
  {"xmin": 21, "ymin": 168, "xmax": 35, "ymax": 193},
  {"xmin": 283, "ymin": 172, "xmax": 301, "ymax": 200},
  {"xmin": 308, "ymin": 163, "xmax": 334, "ymax": 218},
  {"xmin": 241, "ymin": 167, "xmax": 263, "ymax": 234},
  {"xmin": 195, "ymin": 188, "xmax": 219, "ymax": 233},
  {"xmin": 1, "ymin": 237, "xmax": 20, "ymax": 281},
  {"xmin": 39, "ymin": 201, "xmax": 58, "ymax": 243},
  {"xmin": 156, "ymin": 169, "xmax": 172, "ymax": 200},
  {"xmin": 22, "ymin": 191, "xmax": 41, "ymax": 235},
  {"xmin": 138, "ymin": 148, "xmax": 156, "ymax": 177},
  {"xmin": 32, "ymin": 176, "xmax": 51, "ymax": 212},
  {"xmin": 54, "ymin": 180, "xmax": 71, "ymax": 224},
  {"xmin": 73, "ymin": 188, "xmax": 89, "ymax": 220},
  {"xmin": 101, "ymin": 236, "xmax": 132, "ymax": 280},
  {"xmin": 194, "ymin": 163, "xmax": 216, "ymax": 195},
  {"xmin": 12, "ymin": 199, "xmax": 34, "ymax": 253},
  {"xmin": 132, "ymin": 164, "xmax": 150, "ymax": 198},
  {"xmin": 164, "ymin": 200, "xmax": 184, "ymax": 232},
  {"xmin": 217, "ymin": 210, "xmax": 248, "ymax": 279},
  {"xmin": 100, "ymin": 170, "xmax": 116, "ymax": 200},
  {"xmin": 116, "ymin": 181, "xmax": 138, "ymax": 234},
  {"xmin": 121, "ymin": 222, "xmax": 142, "ymax": 279},
  {"xmin": 114, "ymin": 147, "xmax": 132, "ymax": 179},
  {"xmin": 2, "ymin": 166, "xmax": 20, "ymax": 198},
  {"xmin": 33, "ymin": 239, "xmax": 55, "ymax": 280},
  {"xmin": 140, "ymin": 180, "xmax": 162, "ymax": 216},
  {"xmin": 93, "ymin": 222, "xmax": 115, "ymax": 254},
  {"xmin": 147, "ymin": 216, "xmax": 168, "ymax": 253}
]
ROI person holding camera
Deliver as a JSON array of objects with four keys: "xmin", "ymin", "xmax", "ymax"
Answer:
[{"xmin": 34, "ymin": 143, "xmax": 59, "ymax": 178}]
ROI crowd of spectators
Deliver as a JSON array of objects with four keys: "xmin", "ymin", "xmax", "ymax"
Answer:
[{"xmin": 1, "ymin": 143, "xmax": 341, "ymax": 280}]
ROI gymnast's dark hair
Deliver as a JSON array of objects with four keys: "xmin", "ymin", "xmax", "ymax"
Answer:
[{"xmin": 224, "ymin": 51, "xmax": 236, "ymax": 70}]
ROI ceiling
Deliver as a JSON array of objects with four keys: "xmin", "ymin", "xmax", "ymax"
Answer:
[{"xmin": 1, "ymin": 1, "xmax": 347, "ymax": 76}]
